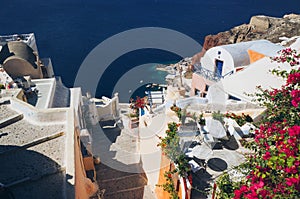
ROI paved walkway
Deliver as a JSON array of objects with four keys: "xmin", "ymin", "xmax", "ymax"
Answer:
[{"xmin": 87, "ymin": 105, "xmax": 156, "ymax": 199}]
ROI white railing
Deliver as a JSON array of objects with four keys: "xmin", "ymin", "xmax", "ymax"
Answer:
[
  {"xmin": 194, "ymin": 63, "xmax": 222, "ymax": 82},
  {"xmin": 152, "ymin": 103, "xmax": 166, "ymax": 114},
  {"xmin": 153, "ymin": 96, "xmax": 260, "ymax": 113},
  {"xmin": 0, "ymin": 33, "xmax": 33, "ymax": 43},
  {"xmin": 0, "ymin": 33, "xmax": 36, "ymax": 52}
]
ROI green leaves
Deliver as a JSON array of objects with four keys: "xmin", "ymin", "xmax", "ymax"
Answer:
[
  {"xmin": 157, "ymin": 122, "xmax": 191, "ymax": 198},
  {"xmin": 157, "ymin": 171, "xmax": 179, "ymax": 199},
  {"xmin": 212, "ymin": 110, "xmax": 224, "ymax": 124},
  {"xmin": 286, "ymin": 157, "xmax": 295, "ymax": 168}
]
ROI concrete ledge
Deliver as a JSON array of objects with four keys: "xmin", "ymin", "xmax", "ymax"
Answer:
[
  {"xmin": 0, "ymin": 131, "xmax": 64, "ymax": 156},
  {"xmin": 0, "ymin": 113, "xmax": 23, "ymax": 128},
  {"xmin": 10, "ymin": 98, "xmax": 68, "ymax": 125}
]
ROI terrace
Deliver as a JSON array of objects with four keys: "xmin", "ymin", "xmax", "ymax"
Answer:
[{"xmin": 0, "ymin": 101, "xmax": 68, "ymax": 199}]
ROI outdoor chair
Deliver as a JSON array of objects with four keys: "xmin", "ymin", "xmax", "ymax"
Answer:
[
  {"xmin": 203, "ymin": 133, "xmax": 219, "ymax": 149},
  {"xmin": 197, "ymin": 122, "xmax": 218, "ymax": 149},
  {"xmin": 188, "ymin": 159, "xmax": 206, "ymax": 173}
]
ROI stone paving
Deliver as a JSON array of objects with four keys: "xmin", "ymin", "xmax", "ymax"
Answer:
[
  {"xmin": 0, "ymin": 102, "xmax": 67, "ymax": 199},
  {"xmin": 88, "ymin": 105, "xmax": 157, "ymax": 199},
  {"xmin": 0, "ymin": 104, "xmax": 17, "ymax": 121}
]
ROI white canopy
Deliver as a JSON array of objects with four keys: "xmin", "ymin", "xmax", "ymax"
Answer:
[{"xmin": 206, "ymin": 118, "xmax": 227, "ymax": 138}]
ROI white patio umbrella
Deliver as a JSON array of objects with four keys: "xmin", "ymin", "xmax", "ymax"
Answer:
[
  {"xmin": 206, "ymin": 83, "xmax": 228, "ymax": 113},
  {"xmin": 206, "ymin": 118, "xmax": 227, "ymax": 138}
]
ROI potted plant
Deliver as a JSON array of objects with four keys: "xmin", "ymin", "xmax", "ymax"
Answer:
[
  {"xmin": 170, "ymin": 104, "xmax": 182, "ymax": 120},
  {"xmin": 212, "ymin": 110, "xmax": 224, "ymax": 124},
  {"xmin": 198, "ymin": 113, "xmax": 206, "ymax": 126},
  {"xmin": 129, "ymin": 96, "xmax": 147, "ymax": 128}
]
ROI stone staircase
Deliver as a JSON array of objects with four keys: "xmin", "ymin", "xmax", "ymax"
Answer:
[
  {"xmin": 88, "ymin": 115, "xmax": 158, "ymax": 199},
  {"xmin": 93, "ymin": 162, "xmax": 148, "ymax": 199}
]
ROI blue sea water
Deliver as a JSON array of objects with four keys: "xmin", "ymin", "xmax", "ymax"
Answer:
[{"xmin": 0, "ymin": 0, "xmax": 299, "ymax": 101}]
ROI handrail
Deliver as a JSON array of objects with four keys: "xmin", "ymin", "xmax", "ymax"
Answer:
[{"xmin": 194, "ymin": 63, "xmax": 222, "ymax": 82}]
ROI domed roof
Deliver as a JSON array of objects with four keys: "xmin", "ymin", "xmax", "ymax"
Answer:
[{"xmin": 0, "ymin": 41, "xmax": 37, "ymax": 69}]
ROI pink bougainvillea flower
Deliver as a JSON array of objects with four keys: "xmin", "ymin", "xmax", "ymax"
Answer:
[
  {"xmin": 223, "ymin": 49, "xmax": 300, "ymax": 198},
  {"xmin": 287, "ymin": 72, "xmax": 300, "ymax": 85},
  {"xmin": 288, "ymin": 126, "xmax": 300, "ymax": 137},
  {"xmin": 263, "ymin": 151, "xmax": 271, "ymax": 160},
  {"xmin": 286, "ymin": 177, "xmax": 299, "ymax": 186}
]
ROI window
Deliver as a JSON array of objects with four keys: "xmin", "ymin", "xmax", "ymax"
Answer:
[
  {"xmin": 229, "ymin": 95, "xmax": 240, "ymax": 101},
  {"xmin": 205, "ymin": 85, "xmax": 209, "ymax": 92}
]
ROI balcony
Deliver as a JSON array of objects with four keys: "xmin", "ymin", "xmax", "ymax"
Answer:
[{"xmin": 194, "ymin": 63, "xmax": 222, "ymax": 82}]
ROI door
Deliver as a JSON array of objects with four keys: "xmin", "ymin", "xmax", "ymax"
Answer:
[{"xmin": 215, "ymin": 59, "xmax": 224, "ymax": 76}]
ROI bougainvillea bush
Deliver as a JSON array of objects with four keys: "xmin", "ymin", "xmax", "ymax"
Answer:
[
  {"xmin": 156, "ymin": 122, "xmax": 190, "ymax": 198},
  {"xmin": 130, "ymin": 96, "xmax": 147, "ymax": 110},
  {"xmin": 271, "ymin": 47, "xmax": 300, "ymax": 66},
  {"xmin": 216, "ymin": 48, "xmax": 300, "ymax": 198}
]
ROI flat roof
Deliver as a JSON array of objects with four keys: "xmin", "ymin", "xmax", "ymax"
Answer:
[
  {"xmin": 214, "ymin": 57, "xmax": 291, "ymax": 102},
  {"xmin": 248, "ymin": 42, "xmax": 284, "ymax": 57},
  {"xmin": 0, "ymin": 103, "xmax": 67, "ymax": 198},
  {"xmin": 29, "ymin": 78, "xmax": 56, "ymax": 109}
]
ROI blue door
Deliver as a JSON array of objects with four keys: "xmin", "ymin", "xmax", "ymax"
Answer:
[{"xmin": 215, "ymin": 60, "xmax": 223, "ymax": 76}]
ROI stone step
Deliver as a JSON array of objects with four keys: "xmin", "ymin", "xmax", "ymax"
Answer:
[
  {"xmin": 99, "ymin": 173, "xmax": 147, "ymax": 195},
  {"xmin": 110, "ymin": 139, "xmax": 138, "ymax": 151},
  {"xmin": 0, "ymin": 113, "xmax": 23, "ymax": 129},
  {"xmin": 95, "ymin": 162, "xmax": 145, "ymax": 179},
  {"xmin": 97, "ymin": 168, "xmax": 141, "ymax": 181},
  {"xmin": 103, "ymin": 185, "xmax": 146, "ymax": 199},
  {"xmin": 115, "ymin": 134, "xmax": 138, "ymax": 143},
  {"xmin": 143, "ymin": 185, "xmax": 157, "ymax": 199}
]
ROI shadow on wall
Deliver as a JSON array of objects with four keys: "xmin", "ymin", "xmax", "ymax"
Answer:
[
  {"xmin": 99, "ymin": 120, "xmax": 122, "ymax": 143},
  {"xmin": 0, "ymin": 145, "xmax": 74, "ymax": 199},
  {"xmin": 24, "ymin": 91, "xmax": 38, "ymax": 106}
]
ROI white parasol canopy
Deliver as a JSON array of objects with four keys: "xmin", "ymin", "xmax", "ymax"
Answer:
[{"xmin": 205, "ymin": 118, "xmax": 227, "ymax": 138}]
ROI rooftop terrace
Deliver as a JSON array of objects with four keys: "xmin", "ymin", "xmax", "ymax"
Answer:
[{"xmin": 0, "ymin": 101, "xmax": 68, "ymax": 199}]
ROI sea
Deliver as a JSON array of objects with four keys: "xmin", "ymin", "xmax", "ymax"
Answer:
[{"xmin": 0, "ymin": 0, "xmax": 299, "ymax": 102}]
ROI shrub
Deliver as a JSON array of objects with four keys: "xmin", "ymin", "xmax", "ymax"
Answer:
[{"xmin": 216, "ymin": 49, "xmax": 300, "ymax": 198}]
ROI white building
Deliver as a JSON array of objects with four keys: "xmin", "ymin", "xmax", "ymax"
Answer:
[
  {"xmin": 0, "ymin": 33, "xmax": 99, "ymax": 199},
  {"xmin": 191, "ymin": 40, "xmax": 284, "ymax": 97},
  {"xmin": 290, "ymin": 37, "xmax": 300, "ymax": 51},
  {"xmin": 199, "ymin": 40, "xmax": 284, "ymax": 78}
]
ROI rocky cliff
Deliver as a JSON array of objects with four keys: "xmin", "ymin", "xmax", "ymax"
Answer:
[{"xmin": 192, "ymin": 13, "xmax": 300, "ymax": 64}]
